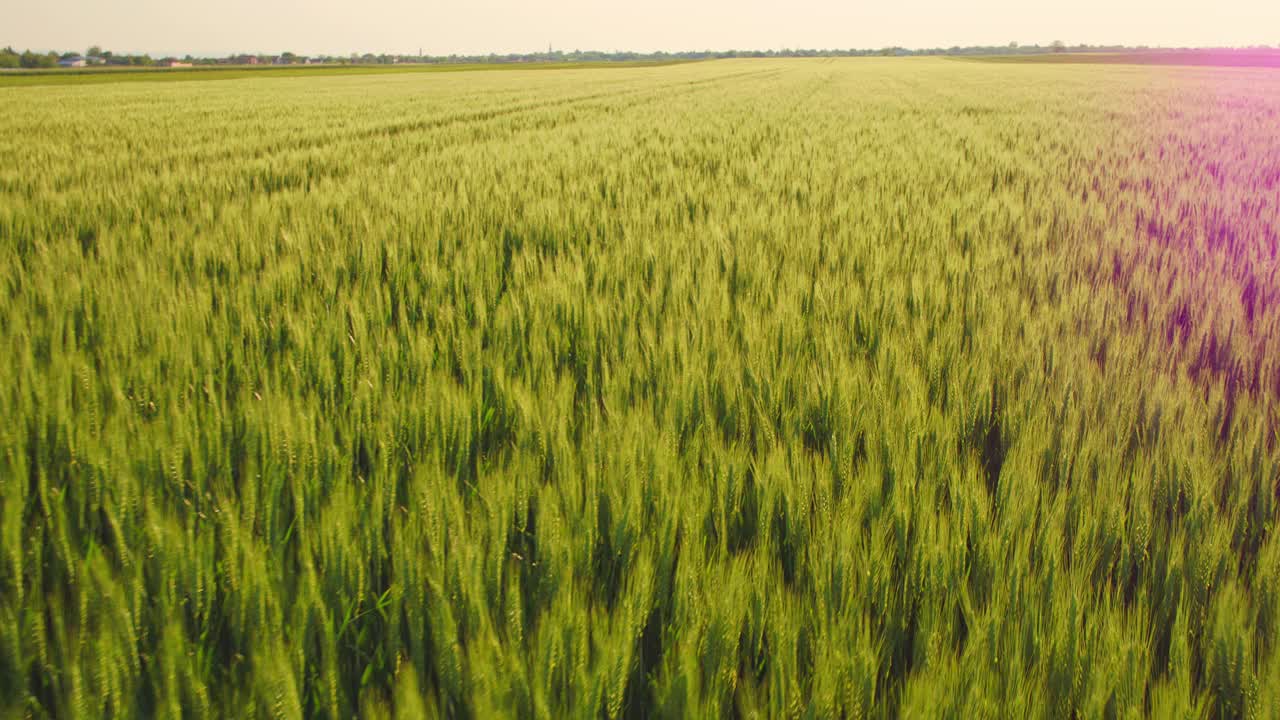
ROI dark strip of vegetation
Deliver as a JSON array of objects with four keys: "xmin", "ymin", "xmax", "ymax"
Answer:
[
  {"xmin": 965, "ymin": 50, "xmax": 1280, "ymax": 68},
  {"xmin": 0, "ymin": 60, "xmax": 696, "ymax": 87}
]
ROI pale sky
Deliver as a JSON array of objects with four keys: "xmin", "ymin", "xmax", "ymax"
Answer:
[{"xmin": 6, "ymin": 0, "xmax": 1279, "ymax": 57}]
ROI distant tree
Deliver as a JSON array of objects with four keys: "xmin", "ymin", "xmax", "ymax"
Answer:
[
  {"xmin": 0, "ymin": 46, "xmax": 18, "ymax": 68},
  {"xmin": 1009, "ymin": 41, "xmax": 1019, "ymax": 49},
  {"xmin": 87, "ymin": 45, "xmax": 103, "ymax": 57},
  {"xmin": 20, "ymin": 50, "xmax": 57, "ymax": 68},
  {"xmin": 1051, "ymin": 40, "xmax": 1067, "ymax": 52}
]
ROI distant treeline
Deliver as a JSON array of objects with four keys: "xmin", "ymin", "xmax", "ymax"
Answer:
[
  {"xmin": 4, "ymin": 43, "xmax": 1279, "ymax": 69},
  {"xmin": 1, "ymin": 46, "xmax": 158, "ymax": 68}
]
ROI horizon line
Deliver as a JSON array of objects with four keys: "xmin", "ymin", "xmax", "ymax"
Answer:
[{"xmin": 7, "ymin": 42, "xmax": 1280, "ymax": 60}]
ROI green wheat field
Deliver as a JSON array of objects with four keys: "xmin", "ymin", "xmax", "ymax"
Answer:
[{"xmin": 3, "ymin": 57, "xmax": 1280, "ymax": 718}]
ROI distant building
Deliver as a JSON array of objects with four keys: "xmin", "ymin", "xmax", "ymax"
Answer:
[
  {"xmin": 231, "ymin": 55, "xmax": 259, "ymax": 65},
  {"xmin": 58, "ymin": 56, "xmax": 87, "ymax": 68},
  {"xmin": 85, "ymin": 56, "xmax": 106, "ymax": 65},
  {"xmin": 162, "ymin": 59, "xmax": 192, "ymax": 68}
]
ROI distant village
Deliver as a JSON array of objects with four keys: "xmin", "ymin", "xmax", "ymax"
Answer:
[
  {"xmin": 53, "ymin": 54, "xmax": 328, "ymax": 68},
  {"xmin": 3, "ymin": 45, "xmax": 731, "ymax": 70},
  {"xmin": 2, "ymin": 47, "xmax": 352, "ymax": 69}
]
